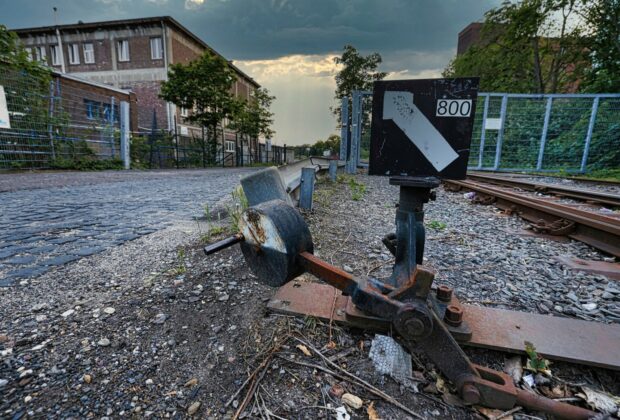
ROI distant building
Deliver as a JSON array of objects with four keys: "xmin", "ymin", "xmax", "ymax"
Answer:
[
  {"xmin": 12, "ymin": 16, "xmax": 260, "ymax": 149},
  {"xmin": 457, "ymin": 22, "xmax": 483, "ymax": 55}
]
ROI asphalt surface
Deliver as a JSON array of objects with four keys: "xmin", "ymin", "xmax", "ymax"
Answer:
[{"xmin": 0, "ymin": 169, "xmax": 256, "ymax": 286}]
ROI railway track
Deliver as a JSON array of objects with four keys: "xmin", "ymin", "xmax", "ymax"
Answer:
[
  {"xmin": 466, "ymin": 172, "xmax": 620, "ymax": 207},
  {"xmin": 444, "ymin": 175, "xmax": 620, "ymax": 258}
]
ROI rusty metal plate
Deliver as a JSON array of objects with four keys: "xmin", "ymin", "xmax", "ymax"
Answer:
[
  {"xmin": 556, "ymin": 255, "xmax": 620, "ymax": 281},
  {"xmin": 266, "ymin": 280, "xmax": 348, "ymax": 322},
  {"xmin": 268, "ymin": 282, "xmax": 620, "ymax": 370},
  {"xmin": 463, "ymin": 305, "xmax": 620, "ymax": 371}
]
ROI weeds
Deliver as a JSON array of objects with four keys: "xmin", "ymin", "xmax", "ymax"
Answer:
[
  {"xmin": 337, "ymin": 174, "xmax": 367, "ymax": 201},
  {"xmin": 174, "ymin": 248, "xmax": 187, "ymax": 275},
  {"xmin": 229, "ymin": 185, "xmax": 249, "ymax": 232},
  {"xmin": 427, "ymin": 220, "xmax": 447, "ymax": 230}
]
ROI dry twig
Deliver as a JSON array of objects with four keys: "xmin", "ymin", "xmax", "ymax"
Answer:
[{"xmin": 292, "ymin": 337, "xmax": 425, "ymax": 420}]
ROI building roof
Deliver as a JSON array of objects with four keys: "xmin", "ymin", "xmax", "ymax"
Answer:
[{"xmin": 12, "ymin": 16, "xmax": 260, "ymax": 88}]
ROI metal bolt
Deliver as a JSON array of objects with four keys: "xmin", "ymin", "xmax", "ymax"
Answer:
[
  {"xmin": 436, "ymin": 285, "xmax": 453, "ymax": 302},
  {"xmin": 461, "ymin": 383, "xmax": 481, "ymax": 404},
  {"xmin": 403, "ymin": 318, "xmax": 426, "ymax": 338},
  {"xmin": 444, "ymin": 305, "xmax": 463, "ymax": 326}
]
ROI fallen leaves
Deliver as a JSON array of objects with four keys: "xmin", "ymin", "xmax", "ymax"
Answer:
[
  {"xmin": 295, "ymin": 344, "xmax": 312, "ymax": 357},
  {"xmin": 367, "ymin": 401, "xmax": 381, "ymax": 420},
  {"xmin": 578, "ymin": 386, "xmax": 620, "ymax": 416}
]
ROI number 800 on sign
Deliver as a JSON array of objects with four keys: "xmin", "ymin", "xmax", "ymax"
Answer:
[{"xmin": 436, "ymin": 99, "xmax": 472, "ymax": 117}]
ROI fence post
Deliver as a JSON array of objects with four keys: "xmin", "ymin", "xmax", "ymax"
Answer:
[
  {"xmin": 110, "ymin": 96, "xmax": 116, "ymax": 158},
  {"xmin": 47, "ymin": 80, "xmax": 56, "ymax": 160},
  {"xmin": 493, "ymin": 94, "xmax": 508, "ymax": 170},
  {"xmin": 580, "ymin": 96, "xmax": 600, "ymax": 173},
  {"xmin": 174, "ymin": 116, "xmax": 179, "ymax": 169},
  {"xmin": 536, "ymin": 96, "xmax": 553, "ymax": 171},
  {"xmin": 339, "ymin": 96, "xmax": 349, "ymax": 161},
  {"xmin": 347, "ymin": 91, "xmax": 360, "ymax": 174},
  {"xmin": 299, "ymin": 167, "xmax": 315, "ymax": 210},
  {"xmin": 477, "ymin": 94, "xmax": 489, "ymax": 169},
  {"xmin": 329, "ymin": 159, "xmax": 337, "ymax": 181},
  {"xmin": 120, "ymin": 101, "xmax": 130, "ymax": 170}
]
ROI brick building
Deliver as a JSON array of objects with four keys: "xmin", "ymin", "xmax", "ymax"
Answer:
[
  {"xmin": 13, "ymin": 16, "xmax": 260, "ymax": 146},
  {"xmin": 457, "ymin": 22, "xmax": 483, "ymax": 55}
]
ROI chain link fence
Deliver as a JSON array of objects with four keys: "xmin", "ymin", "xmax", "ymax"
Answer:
[
  {"xmin": 0, "ymin": 65, "xmax": 126, "ymax": 170},
  {"xmin": 469, "ymin": 93, "xmax": 620, "ymax": 173}
]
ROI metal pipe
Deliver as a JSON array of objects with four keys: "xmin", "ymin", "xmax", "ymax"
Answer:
[
  {"xmin": 516, "ymin": 389, "xmax": 596, "ymax": 420},
  {"xmin": 203, "ymin": 233, "xmax": 244, "ymax": 255}
]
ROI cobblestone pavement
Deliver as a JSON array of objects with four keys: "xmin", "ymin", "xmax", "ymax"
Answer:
[{"xmin": 0, "ymin": 169, "xmax": 256, "ymax": 286}]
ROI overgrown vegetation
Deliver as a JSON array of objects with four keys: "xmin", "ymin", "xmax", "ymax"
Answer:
[
  {"xmin": 338, "ymin": 174, "xmax": 367, "ymax": 201},
  {"xmin": 228, "ymin": 185, "xmax": 249, "ymax": 233},
  {"xmin": 427, "ymin": 220, "xmax": 447, "ymax": 231},
  {"xmin": 444, "ymin": 0, "xmax": 620, "ymax": 94}
]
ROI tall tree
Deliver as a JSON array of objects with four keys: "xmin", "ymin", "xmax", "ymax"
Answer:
[
  {"xmin": 444, "ymin": 0, "xmax": 586, "ymax": 93},
  {"xmin": 332, "ymin": 45, "xmax": 387, "ymax": 123},
  {"xmin": 580, "ymin": 0, "xmax": 620, "ymax": 92},
  {"xmin": 159, "ymin": 50, "xmax": 237, "ymax": 160},
  {"xmin": 0, "ymin": 25, "xmax": 50, "ymax": 80},
  {"xmin": 230, "ymin": 87, "xmax": 276, "ymax": 142}
]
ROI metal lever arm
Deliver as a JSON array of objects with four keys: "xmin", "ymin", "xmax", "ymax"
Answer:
[{"xmin": 203, "ymin": 233, "xmax": 244, "ymax": 255}]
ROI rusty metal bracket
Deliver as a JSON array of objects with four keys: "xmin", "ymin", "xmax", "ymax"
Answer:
[{"xmin": 530, "ymin": 218, "xmax": 576, "ymax": 236}]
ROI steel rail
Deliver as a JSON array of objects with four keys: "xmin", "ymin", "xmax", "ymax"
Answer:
[
  {"xmin": 444, "ymin": 179, "xmax": 620, "ymax": 257},
  {"xmin": 467, "ymin": 173, "xmax": 620, "ymax": 208}
]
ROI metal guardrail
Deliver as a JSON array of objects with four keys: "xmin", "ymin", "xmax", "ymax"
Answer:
[{"xmin": 278, "ymin": 156, "xmax": 341, "ymax": 195}]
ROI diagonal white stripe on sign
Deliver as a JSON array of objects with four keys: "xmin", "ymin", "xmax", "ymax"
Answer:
[{"xmin": 383, "ymin": 91, "xmax": 459, "ymax": 172}]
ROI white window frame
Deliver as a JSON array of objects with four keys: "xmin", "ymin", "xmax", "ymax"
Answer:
[
  {"xmin": 83, "ymin": 43, "xmax": 95, "ymax": 64},
  {"xmin": 225, "ymin": 141, "xmax": 235, "ymax": 152},
  {"xmin": 35, "ymin": 46, "xmax": 47, "ymax": 62},
  {"xmin": 116, "ymin": 40, "xmax": 129, "ymax": 62},
  {"xmin": 180, "ymin": 107, "xmax": 189, "ymax": 117},
  {"xmin": 68, "ymin": 44, "xmax": 80, "ymax": 65},
  {"xmin": 150, "ymin": 37, "xmax": 163, "ymax": 60},
  {"xmin": 50, "ymin": 45, "xmax": 61, "ymax": 66},
  {"xmin": 25, "ymin": 48, "xmax": 33, "ymax": 61}
]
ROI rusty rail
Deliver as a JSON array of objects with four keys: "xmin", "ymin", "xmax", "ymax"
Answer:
[
  {"xmin": 444, "ymin": 179, "xmax": 620, "ymax": 257},
  {"xmin": 467, "ymin": 173, "xmax": 620, "ymax": 208}
]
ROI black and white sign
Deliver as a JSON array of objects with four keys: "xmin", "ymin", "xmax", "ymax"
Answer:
[{"xmin": 369, "ymin": 77, "xmax": 479, "ymax": 179}]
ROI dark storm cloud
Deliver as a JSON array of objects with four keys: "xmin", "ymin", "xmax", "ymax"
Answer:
[{"xmin": 4, "ymin": 0, "xmax": 499, "ymax": 60}]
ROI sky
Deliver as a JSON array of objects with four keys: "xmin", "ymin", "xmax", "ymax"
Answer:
[{"xmin": 2, "ymin": 0, "xmax": 501, "ymax": 146}]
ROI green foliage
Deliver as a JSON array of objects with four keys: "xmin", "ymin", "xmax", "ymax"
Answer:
[
  {"xmin": 293, "ymin": 134, "xmax": 341, "ymax": 157},
  {"xmin": 49, "ymin": 157, "xmax": 123, "ymax": 171},
  {"xmin": 229, "ymin": 185, "xmax": 249, "ymax": 233},
  {"xmin": 525, "ymin": 341, "xmax": 551, "ymax": 373},
  {"xmin": 580, "ymin": 0, "xmax": 620, "ymax": 92},
  {"xmin": 427, "ymin": 220, "xmax": 447, "ymax": 230},
  {"xmin": 336, "ymin": 174, "xmax": 366, "ymax": 200},
  {"xmin": 444, "ymin": 0, "xmax": 586, "ymax": 93},
  {"xmin": 229, "ymin": 87, "xmax": 276, "ymax": 143},
  {"xmin": 333, "ymin": 45, "xmax": 386, "ymax": 123},
  {"xmin": 174, "ymin": 249, "xmax": 187, "ymax": 275},
  {"xmin": 0, "ymin": 25, "xmax": 50, "ymax": 81},
  {"xmin": 160, "ymin": 51, "xmax": 237, "ymax": 159}
]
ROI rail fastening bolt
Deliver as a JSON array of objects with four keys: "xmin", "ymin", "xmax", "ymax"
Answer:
[
  {"xmin": 444, "ymin": 305, "xmax": 463, "ymax": 326},
  {"xmin": 437, "ymin": 285, "xmax": 453, "ymax": 302}
]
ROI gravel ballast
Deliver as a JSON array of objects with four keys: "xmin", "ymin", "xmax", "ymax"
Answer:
[{"xmin": 0, "ymin": 171, "xmax": 618, "ymax": 419}]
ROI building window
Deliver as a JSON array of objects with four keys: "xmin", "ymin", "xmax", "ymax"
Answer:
[
  {"xmin": 83, "ymin": 43, "xmax": 95, "ymax": 64},
  {"xmin": 35, "ymin": 46, "xmax": 47, "ymax": 62},
  {"xmin": 103, "ymin": 103, "xmax": 119, "ymax": 123},
  {"xmin": 180, "ymin": 107, "xmax": 189, "ymax": 117},
  {"xmin": 68, "ymin": 44, "xmax": 80, "ymax": 65},
  {"xmin": 225, "ymin": 141, "xmax": 235, "ymax": 152},
  {"xmin": 25, "ymin": 48, "xmax": 33, "ymax": 61},
  {"xmin": 150, "ymin": 37, "xmax": 163, "ymax": 60},
  {"xmin": 85, "ymin": 100, "xmax": 100, "ymax": 120},
  {"xmin": 116, "ymin": 40, "xmax": 129, "ymax": 62},
  {"xmin": 50, "ymin": 45, "xmax": 61, "ymax": 66}
]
